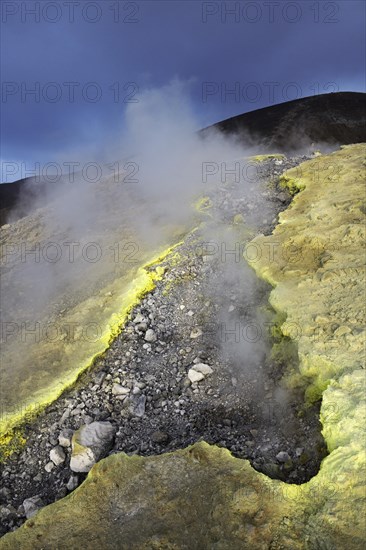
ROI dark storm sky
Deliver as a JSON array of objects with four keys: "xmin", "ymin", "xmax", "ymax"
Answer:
[{"xmin": 1, "ymin": 0, "xmax": 365, "ymax": 181}]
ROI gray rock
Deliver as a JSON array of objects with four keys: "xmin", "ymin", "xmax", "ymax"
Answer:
[
  {"xmin": 135, "ymin": 322, "xmax": 148, "ymax": 332},
  {"xmin": 58, "ymin": 429, "xmax": 73, "ymax": 447},
  {"xmin": 66, "ymin": 475, "xmax": 79, "ymax": 491},
  {"xmin": 22, "ymin": 496, "xmax": 44, "ymax": 519},
  {"xmin": 70, "ymin": 421, "xmax": 116, "ymax": 473},
  {"xmin": 44, "ymin": 461, "xmax": 55, "ymax": 473},
  {"xmin": 93, "ymin": 371, "xmax": 106, "ymax": 387},
  {"xmin": 59, "ymin": 409, "xmax": 70, "ymax": 424},
  {"xmin": 132, "ymin": 395, "xmax": 146, "ymax": 417},
  {"xmin": 0, "ymin": 505, "xmax": 17, "ymax": 522},
  {"xmin": 0, "ymin": 506, "xmax": 13, "ymax": 519},
  {"xmin": 133, "ymin": 313, "xmax": 146, "ymax": 324},
  {"xmin": 17, "ymin": 504, "xmax": 25, "ymax": 516},
  {"xmin": 276, "ymin": 451, "xmax": 291, "ymax": 463},
  {"xmin": 277, "ymin": 192, "xmax": 289, "ymax": 203},
  {"xmin": 112, "ymin": 383, "xmax": 130, "ymax": 396},
  {"xmin": 0, "ymin": 487, "xmax": 10, "ymax": 502},
  {"xmin": 144, "ymin": 329, "xmax": 157, "ymax": 342}
]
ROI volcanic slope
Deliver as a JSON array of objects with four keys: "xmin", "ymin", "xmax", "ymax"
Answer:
[{"xmin": 1, "ymin": 145, "xmax": 365, "ymax": 549}]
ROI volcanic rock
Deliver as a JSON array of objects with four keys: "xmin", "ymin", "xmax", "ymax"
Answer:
[
  {"xmin": 22, "ymin": 496, "xmax": 44, "ymax": 519},
  {"xmin": 70, "ymin": 421, "xmax": 116, "ymax": 473},
  {"xmin": 58, "ymin": 429, "xmax": 73, "ymax": 448},
  {"xmin": 187, "ymin": 369, "xmax": 204, "ymax": 383},
  {"xmin": 144, "ymin": 329, "xmax": 157, "ymax": 342},
  {"xmin": 191, "ymin": 363, "xmax": 213, "ymax": 376},
  {"xmin": 49, "ymin": 446, "xmax": 66, "ymax": 466}
]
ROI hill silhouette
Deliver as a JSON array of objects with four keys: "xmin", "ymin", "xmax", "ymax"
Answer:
[{"xmin": 1, "ymin": 92, "xmax": 365, "ymax": 226}]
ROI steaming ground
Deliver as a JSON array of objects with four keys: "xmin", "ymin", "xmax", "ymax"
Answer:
[
  {"xmin": 1, "ymin": 85, "xmax": 344, "ymax": 535},
  {"xmin": 0, "ymin": 154, "xmax": 328, "ymax": 536},
  {"xmin": 1, "ymin": 83, "xmax": 266, "ymax": 432}
]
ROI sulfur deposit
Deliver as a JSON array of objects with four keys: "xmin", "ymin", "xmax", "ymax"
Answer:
[{"xmin": 1, "ymin": 145, "xmax": 365, "ymax": 549}]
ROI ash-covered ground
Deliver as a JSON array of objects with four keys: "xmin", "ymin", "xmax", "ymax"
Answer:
[{"xmin": 0, "ymin": 155, "xmax": 327, "ymax": 536}]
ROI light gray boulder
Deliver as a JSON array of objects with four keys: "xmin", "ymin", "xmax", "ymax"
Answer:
[{"xmin": 70, "ymin": 421, "xmax": 116, "ymax": 473}]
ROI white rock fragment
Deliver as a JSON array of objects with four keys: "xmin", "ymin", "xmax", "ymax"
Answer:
[
  {"xmin": 192, "ymin": 363, "xmax": 213, "ymax": 376},
  {"xmin": 58, "ymin": 429, "xmax": 73, "ymax": 447},
  {"xmin": 187, "ymin": 362, "xmax": 213, "ymax": 383},
  {"xmin": 44, "ymin": 461, "xmax": 55, "ymax": 473},
  {"xmin": 70, "ymin": 421, "xmax": 116, "ymax": 473},
  {"xmin": 188, "ymin": 369, "xmax": 205, "ymax": 383},
  {"xmin": 133, "ymin": 313, "xmax": 146, "ymax": 324},
  {"xmin": 50, "ymin": 445, "xmax": 66, "ymax": 466},
  {"xmin": 190, "ymin": 327, "xmax": 202, "ymax": 339},
  {"xmin": 112, "ymin": 383, "xmax": 130, "ymax": 396}
]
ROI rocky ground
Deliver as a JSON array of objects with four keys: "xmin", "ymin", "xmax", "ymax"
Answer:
[{"xmin": 0, "ymin": 155, "xmax": 327, "ymax": 536}]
